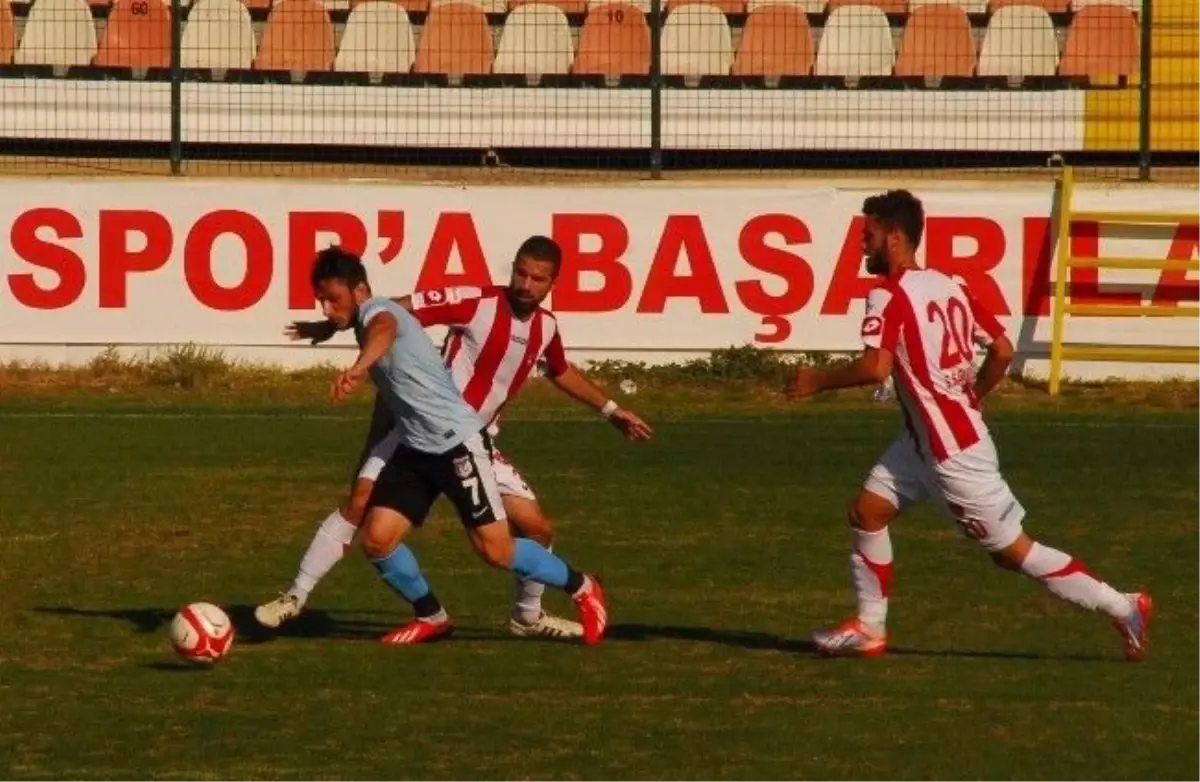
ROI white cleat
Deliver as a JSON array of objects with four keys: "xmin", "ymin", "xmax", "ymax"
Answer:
[
  {"xmin": 508, "ymin": 612, "xmax": 584, "ymax": 640},
  {"xmin": 255, "ymin": 592, "xmax": 305, "ymax": 629},
  {"xmin": 811, "ymin": 618, "xmax": 888, "ymax": 657},
  {"xmin": 1113, "ymin": 592, "xmax": 1153, "ymax": 662}
]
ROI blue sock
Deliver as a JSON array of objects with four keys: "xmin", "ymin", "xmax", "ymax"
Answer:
[
  {"xmin": 371, "ymin": 545, "xmax": 431, "ymax": 603},
  {"xmin": 512, "ymin": 538, "xmax": 573, "ymax": 589}
]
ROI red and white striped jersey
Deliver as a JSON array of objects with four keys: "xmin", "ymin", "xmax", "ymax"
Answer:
[
  {"xmin": 409, "ymin": 285, "xmax": 570, "ymax": 428},
  {"xmin": 861, "ymin": 268, "xmax": 1006, "ymax": 464}
]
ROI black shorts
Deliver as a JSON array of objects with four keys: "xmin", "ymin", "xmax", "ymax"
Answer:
[{"xmin": 366, "ymin": 431, "xmax": 506, "ymax": 529}]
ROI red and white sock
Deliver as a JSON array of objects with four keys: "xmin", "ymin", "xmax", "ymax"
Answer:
[
  {"xmin": 851, "ymin": 527, "xmax": 893, "ymax": 630},
  {"xmin": 289, "ymin": 510, "xmax": 358, "ymax": 601},
  {"xmin": 1020, "ymin": 542, "xmax": 1132, "ymax": 620}
]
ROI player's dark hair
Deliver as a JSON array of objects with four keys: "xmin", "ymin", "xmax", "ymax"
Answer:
[
  {"xmin": 515, "ymin": 235, "xmax": 563, "ymax": 278},
  {"xmin": 862, "ymin": 190, "xmax": 925, "ymax": 250},
  {"xmin": 310, "ymin": 246, "xmax": 369, "ymax": 291}
]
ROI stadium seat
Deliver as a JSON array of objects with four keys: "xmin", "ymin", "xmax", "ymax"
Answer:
[
  {"xmin": 826, "ymin": 0, "xmax": 906, "ymax": 14},
  {"xmin": 977, "ymin": 4, "xmax": 1059, "ymax": 77},
  {"xmin": 253, "ymin": 0, "xmax": 334, "ymax": 71},
  {"xmin": 661, "ymin": 4, "xmax": 734, "ymax": 76},
  {"xmin": 334, "ymin": 0, "xmax": 416, "ymax": 73},
  {"xmin": 573, "ymin": 3, "xmax": 650, "ymax": 75},
  {"xmin": 414, "ymin": 3, "xmax": 494, "ymax": 75},
  {"xmin": 181, "ymin": 0, "xmax": 257, "ymax": 69},
  {"xmin": 433, "ymin": 0, "xmax": 507, "ymax": 14},
  {"xmin": 908, "ymin": 0, "xmax": 986, "ymax": 13},
  {"xmin": 494, "ymin": 4, "xmax": 575, "ymax": 76},
  {"xmin": 813, "ymin": 4, "xmax": 895, "ymax": 77},
  {"xmin": 14, "ymin": 0, "xmax": 98, "ymax": 66},
  {"xmin": 93, "ymin": 0, "xmax": 172, "ymax": 68},
  {"xmin": 987, "ymin": 0, "xmax": 1067, "ymax": 13},
  {"xmin": 731, "ymin": 4, "xmax": 814, "ymax": 76},
  {"xmin": 350, "ymin": 0, "xmax": 429, "ymax": 14},
  {"xmin": 509, "ymin": 0, "xmax": 587, "ymax": 13},
  {"xmin": 0, "ymin": 1, "xmax": 15, "ymax": 65},
  {"xmin": 667, "ymin": 0, "xmax": 747, "ymax": 16},
  {"xmin": 1059, "ymin": 4, "xmax": 1138, "ymax": 80},
  {"xmin": 894, "ymin": 3, "xmax": 975, "ymax": 77},
  {"xmin": 746, "ymin": 0, "xmax": 825, "ymax": 11}
]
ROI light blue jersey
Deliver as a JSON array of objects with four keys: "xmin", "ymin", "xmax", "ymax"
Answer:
[{"xmin": 356, "ymin": 297, "xmax": 483, "ymax": 454}]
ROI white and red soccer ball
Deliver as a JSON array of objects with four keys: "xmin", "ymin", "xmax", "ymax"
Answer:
[{"xmin": 170, "ymin": 602, "xmax": 235, "ymax": 664}]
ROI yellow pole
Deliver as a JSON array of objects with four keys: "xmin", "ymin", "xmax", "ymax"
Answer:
[{"xmin": 1048, "ymin": 166, "xmax": 1074, "ymax": 396}]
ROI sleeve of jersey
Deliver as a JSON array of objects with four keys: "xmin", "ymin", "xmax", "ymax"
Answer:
[
  {"xmin": 409, "ymin": 286, "xmax": 482, "ymax": 326},
  {"xmin": 963, "ymin": 287, "xmax": 1006, "ymax": 346},
  {"xmin": 542, "ymin": 327, "xmax": 570, "ymax": 378},
  {"xmin": 358, "ymin": 297, "xmax": 387, "ymax": 328},
  {"xmin": 860, "ymin": 288, "xmax": 901, "ymax": 353}
]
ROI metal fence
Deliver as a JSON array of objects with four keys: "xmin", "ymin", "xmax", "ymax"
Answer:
[{"xmin": 0, "ymin": 0, "xmax": 1196, "ymax": 180}]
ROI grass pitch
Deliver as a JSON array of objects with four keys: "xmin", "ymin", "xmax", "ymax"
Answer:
[{"xmin": 0, "ymin": 378, "xmax": 1196, "ymax": 780}]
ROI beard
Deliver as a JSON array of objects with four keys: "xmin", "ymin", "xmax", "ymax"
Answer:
[{"xmin": 865, "ymin": 250, "xmax": 888, "ymax": 276}]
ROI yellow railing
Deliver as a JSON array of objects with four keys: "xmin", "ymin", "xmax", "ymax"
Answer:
[{"xmin": 1048, "ymin": 166, "xmax": 1200, "ymax": 395}]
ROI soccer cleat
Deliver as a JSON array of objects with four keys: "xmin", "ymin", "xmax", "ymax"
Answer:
[
  {"xmin": 254, "ymin": 592, "xmax": 305, "ymax": 629},
  {"xmin": 380, "ymin": 615, "xmax": 454, "ymax": 646},
  {"xmin": 811, "ymin": 618, "xmax": 888, "ymax": 657},
  {"xmin": 508, "ymin": 612, "xmax": 584, "ymax": 640},
  {"xmin": 572, "ymin": 576, "xmax": 609, "ymax": 646},
  {"xmin": 1113, "ymin": 592, "xmax": 1153, "ymax": 662}
]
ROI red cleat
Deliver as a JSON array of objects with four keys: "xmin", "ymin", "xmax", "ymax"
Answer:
[
  {"xmin": 572, "ymin": 576, "xmax": 608, "ymax": 646},
  {"xmin": 380, "ymin": 615, "xmax": 454, "ymax": 646}
]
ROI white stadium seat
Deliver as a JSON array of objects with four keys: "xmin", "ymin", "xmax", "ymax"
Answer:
[
  {"xmin": 661, "ymin": 3, "xmax": 734, "ymax": 76},
  {"xmin": 494, "ymin": 4, "xmax": 574, "ymax": 76},
  {"xmin": 14, "ymin": 0, "xmax": 97, "ymax": 66},
  {"xmin": 335, "ymin": 1, "xmax": 417, "ymax": 73},
  {"xmin": 181, "ymin": 0, "xmax": 257, "ymax": 69},
  {"xmin": 978, "ymin": 4, "xmax": 1060, "ymax": 78},
  {"xmin": 814, "ymin": 4, "xmax": 895, "ymax": 77}
]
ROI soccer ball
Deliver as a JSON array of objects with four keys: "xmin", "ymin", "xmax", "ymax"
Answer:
[{"xmin": 170, "ymin": 602, "xmax": 235, "ymax": 665}]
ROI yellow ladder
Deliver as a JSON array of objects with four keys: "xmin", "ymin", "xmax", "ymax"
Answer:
[{"xmin": 1048, "ymin": 167, "xmax": 1200, "ymax": 395}]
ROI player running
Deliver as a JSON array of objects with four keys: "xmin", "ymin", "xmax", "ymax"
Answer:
[
  {"xmin": 256, "ymin": 237, "xmax": 651, "ymax": 641},
  {"xmin": 787, "ymin": 189, "xmax": 1152, "ymax": 662}
]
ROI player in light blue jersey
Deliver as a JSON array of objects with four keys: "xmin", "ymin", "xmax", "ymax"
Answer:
[{"xmin": 310, "ymin": 247, "xmax": 610, "ymax": 646}]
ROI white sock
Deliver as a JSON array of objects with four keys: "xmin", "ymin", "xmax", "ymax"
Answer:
[
  {"xmin": 512, "ymin": 544, "xmax": 549, "ymax": 623},
  {"xmin": 851, "ymin": 527, "xmax": 893, "ymax": 630},
  {"xmin": 289, "ymin": 510, "xmax": 358, "ymax": 602},
  {"xmin": 1020, "ymin": 542, "xmax": 1132, "ymax": 620}
]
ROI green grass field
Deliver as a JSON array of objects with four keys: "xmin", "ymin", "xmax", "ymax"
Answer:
[{"xmin": 1, "ymin": 376, "xmax": 1197, "ymax": 780}]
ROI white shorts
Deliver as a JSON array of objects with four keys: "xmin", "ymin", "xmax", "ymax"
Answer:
[
  {"xmin": 358, "ymin": 429, "xmax": 537, "ymax": 502},
  {"xmin": 863, "ymin": 433, "xmax": 1026, "ymax": 553}
]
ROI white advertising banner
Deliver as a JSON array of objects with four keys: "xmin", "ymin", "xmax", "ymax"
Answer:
[{"xmin": 0, "ymin": 180, "xmax": 1196, "ymax": 377}]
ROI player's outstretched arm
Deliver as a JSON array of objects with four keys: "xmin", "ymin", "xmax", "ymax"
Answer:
[
  {"xmin": 973, "ymin": 334, "xmax": 1014, "ymax": 400},
  {"xmin": 332, "ymin": 311, "xmax": 398, "ymax": 401},
  {"xmin": 549, "ymin": 364, "xmax": 653, "ymax": 442},
  {"xmin": 787, "ymin": 348, "xmax": 893, "ymax": 399}
]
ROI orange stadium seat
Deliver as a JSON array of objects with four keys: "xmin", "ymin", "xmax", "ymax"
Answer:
[
  {"xmin": 895, "ymin": 3, "xmax": 975, "ymax": 77},
  {"xmin": 0, "ymin": 1, "xmax": 15, "ymax": 64},
  {"xmin": 826, "ymin": 0, "xmax": 906, "ymax": 14},
  {"xmin": 1058, "ymin": 4, "xmax": 1138, "ymax": 80},
  {"xmin": 731, "ymin": 4, "xmax": 814, "ymax": 76},
  {"xmin": 94, "ymin": 0, "xmax": 172, "ymax": 68},
  {"xmin": 253, "ymin": 0, "xmax": 334, "ymax": 71},
  {"xmin": 573, "ymin": 3, "xmax": 651, "ymax": 76},
  {"xmin": 987, "ymin": 0, "xmax": 1068, "ymax": 13},
  {"xmin": 414, "ymin": 3, "xmax": 494, "ymax": 75}
]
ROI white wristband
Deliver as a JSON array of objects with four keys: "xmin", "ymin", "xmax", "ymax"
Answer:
[{"xmin": 600, "ymin": 400, "xmax": 619, "ymax": 419}]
